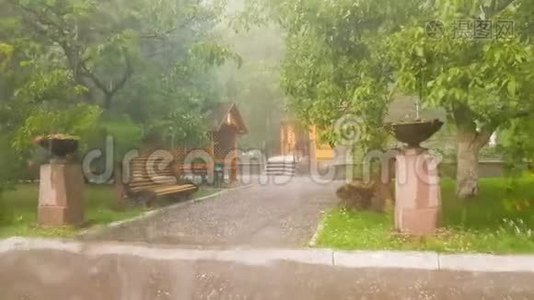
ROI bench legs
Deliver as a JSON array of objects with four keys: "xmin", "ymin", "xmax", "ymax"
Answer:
[
  {"xmin": 171, "ymin": 192, "xmax": 193, "ymax": 202},
  {"xmin": 127, "ymin": 191, "xmax": 157, "ymax": 208}
]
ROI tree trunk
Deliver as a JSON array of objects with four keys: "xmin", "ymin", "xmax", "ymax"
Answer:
[
  {"xmin": 456, "ymin": 136, "xmax": 481, "ymax": 198},
  {"xmin": 104, "ymin": 92, "xmax": 113, "ymax": 110},
  {"xmin": 452, "ymin": 105, "xmax": 495, "ymax": 199}
]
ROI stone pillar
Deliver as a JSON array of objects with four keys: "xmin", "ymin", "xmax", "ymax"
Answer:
[
  {"xmin": 395, "ymin": 148, "xmax": 441, "ymax": 235},
  {"xmin": 38, "ymin": 163, "xmax": 85, "ymax": 226}
]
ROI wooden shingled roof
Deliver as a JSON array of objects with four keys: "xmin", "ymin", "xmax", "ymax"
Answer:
[{"xmin": 205, "ymin": 102, "xmax": 248, "ymax": 134}]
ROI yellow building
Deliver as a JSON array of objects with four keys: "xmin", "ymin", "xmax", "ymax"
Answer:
[{"xmin": 280, "ymin": 121, "xmax": 335, "ymax": 162}]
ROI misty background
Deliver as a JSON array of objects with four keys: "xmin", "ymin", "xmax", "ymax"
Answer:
[{"xmin": 217, "ymin": 0, "xmax": 286, "ymax": 156}]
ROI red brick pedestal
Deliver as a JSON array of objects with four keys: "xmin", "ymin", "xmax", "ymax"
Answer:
[
  {"xmin": 38, "ymin": 163, "xmax": 85, "ymax": 226},
  {"xmin": 395, "ymin": 148, "xmax": 441, "ymax": 235}
]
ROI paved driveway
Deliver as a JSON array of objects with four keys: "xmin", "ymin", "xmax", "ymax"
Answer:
[{"xmin": 85, "ymin": 177, "xmax": 340, "ymax": 248}]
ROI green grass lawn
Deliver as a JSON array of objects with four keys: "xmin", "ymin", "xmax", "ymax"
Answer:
[
  {"xmin": 316, "ymin": 177, "xmax": 534, "ymax": 254},
  {"xmin": 0, "ymin": 184, "xmax": 220, "ymax": 239}
]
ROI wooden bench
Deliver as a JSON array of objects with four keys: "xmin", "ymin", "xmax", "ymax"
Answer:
[{"xmin": 124, "ymin": 156, "xmax": 199, "ymax": 205}]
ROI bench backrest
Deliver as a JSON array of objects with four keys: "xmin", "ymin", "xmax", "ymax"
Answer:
[{"xmin": 127, "ymin": 156, "xmax": 177, "ymax": 193}]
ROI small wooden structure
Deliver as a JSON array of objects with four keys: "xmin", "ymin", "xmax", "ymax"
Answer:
[
  {"xmin": 175, "ymin": 103, "xmax": 247, "ymax": 183},
  {"xmin": 280, "ymin": 121, "xmax": 335, "ymax": 162}
]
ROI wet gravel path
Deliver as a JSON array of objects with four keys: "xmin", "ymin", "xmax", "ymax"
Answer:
[{"xmin": 85, "ymin": 177, "xmax": 340, "ymax": 248}]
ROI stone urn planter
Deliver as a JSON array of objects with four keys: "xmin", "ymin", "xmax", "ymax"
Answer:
[
  {"xmin": 34, "ymin": 134, "xmax": 80, "ymax": 159},
  {"xmin": 35, "ymin": 134, "xmax": 84, "ymax": 227},
  {"xmin": 385, "ymin": 119, "xmax": 444, "ymax": 236},
  {"xmin": 385, "ymin": 119, "xmax": 443, "ymax": 148}
]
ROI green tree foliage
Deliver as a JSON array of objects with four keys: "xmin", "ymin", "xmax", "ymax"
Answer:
[
  {"xmin": 499, "ymin": 118, "xmax": 534, "ymax": 175},
  {"xmin": 249, "ymin": 0, "xmax": 534, "ymax": 198},
  {"xmin": 12, "ymin": 104, "xmax": 102, "ymax": 152},
  {"xmin": 245, "ymin": 0, "xmax": 423, "ymax": 151},
  {"xmin": 388, "ymin": 0, "xmax": 534, "ymax": 197},
  {"xmin": 0, "ymin": 0, "xmax": 234, "ymax": 169}
]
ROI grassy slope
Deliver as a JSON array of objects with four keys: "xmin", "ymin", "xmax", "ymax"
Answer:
[
  {"xmin": 316, "ymin": 177, "xmax": 534, "ymax": 254},
  {"xmin": 0, "ymin": 184, "xmax": 219, "ymax": 238}
]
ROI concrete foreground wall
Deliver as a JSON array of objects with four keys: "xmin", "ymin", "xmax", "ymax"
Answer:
[{"xmin": 1, "ymin": 238, "xmax": 534, "ymax": 300}]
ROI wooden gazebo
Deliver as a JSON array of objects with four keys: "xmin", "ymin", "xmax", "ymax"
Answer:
[
  {"xmin": 174, "ymin": 103, "xmax": 247, "ymax": 183},
  {"xmin": 211, "ymin": 102, "xmax": 246, "ymax": 145}
]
